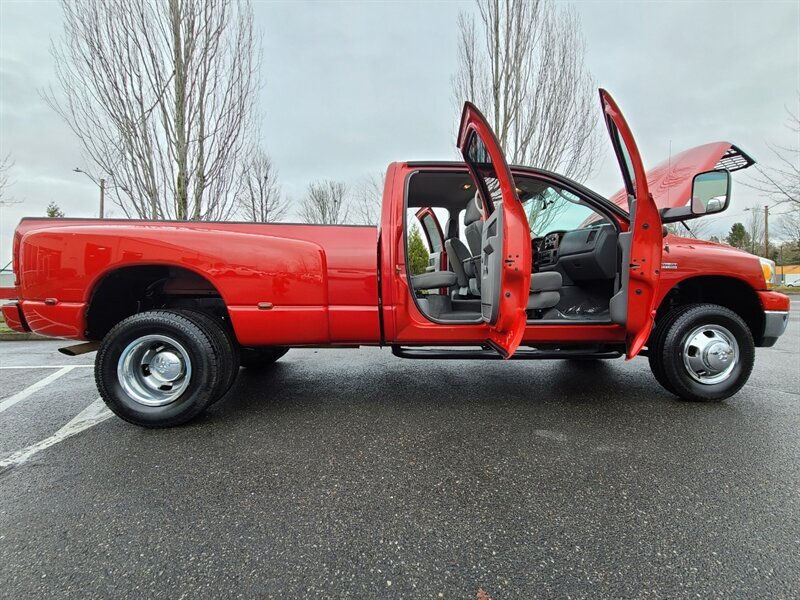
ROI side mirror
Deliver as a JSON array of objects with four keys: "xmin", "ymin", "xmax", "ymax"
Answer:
[{"xmin": 691, "ymin": 170, "xmax": 730, "ymax": 215}]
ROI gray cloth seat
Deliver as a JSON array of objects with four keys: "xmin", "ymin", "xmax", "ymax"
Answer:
[
  {"xmin": 445, "ymin": 195, "xmax": 484, "ymax": 296},
  {"xmin": 527, "ymin": 271, "xmax": 562, "ymax": 310},
  {"xmin": 444, "ymin": 238, "xmax": 471, "ymax": 289},
  {"xmin": 411, "ymin": 271, "xmax": 458, "ymax": 291},
  {"xmin": 463, "ymin": 195, "xmax": 483, "ymax": 256}
]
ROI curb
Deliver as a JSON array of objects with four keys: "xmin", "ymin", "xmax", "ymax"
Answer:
[{"xmin": 0, "ymin": 333, "xmax": 50, "ymax": 341}]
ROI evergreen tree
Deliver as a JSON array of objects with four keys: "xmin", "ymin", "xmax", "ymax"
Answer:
[
  {"xmin": 725, "ymin": 222, "xmax": 750, "ymax": 249},
  {"xmin": 46, "ymin": 202, "xmax": 65, "ymax": 218},
  {"xmin": 407, "ymin": 225, "xmax": 430, "ymax": 276}
]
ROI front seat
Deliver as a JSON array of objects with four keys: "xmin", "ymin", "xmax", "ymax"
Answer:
[
  {"xmin": 527, "ymin": 271, "xmax": 562, "ymax": 311},
  {"xmin": 444, "ymin": 238, "xmax": 471, "ymax": 295},
  {"xmin": 463, "ymin": 195, "xmax": 483, "ymax": 257},
  {"xmin": 444, "ymin": 195, "xmax": 484, "ymax": 295}
]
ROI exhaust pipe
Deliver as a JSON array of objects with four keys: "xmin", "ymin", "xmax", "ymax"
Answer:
[{"xmin": 58, "ymin": 341, "xmax": 100, "ymax": 356}]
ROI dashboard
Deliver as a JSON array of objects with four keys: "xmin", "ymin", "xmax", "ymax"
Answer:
[
  {"xmin": 532, "ymin": 224, "xmax": 617, "ymax": 281},
  {"xmin": 532, "ymin": 232, "xmax": 565, "ymax": 269}
]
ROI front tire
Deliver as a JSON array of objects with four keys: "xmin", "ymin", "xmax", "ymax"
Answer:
[
  {"xmin": 650, "ymin": 303, "xmax": 754, "ymax": 402},
  {"xmin": 96, "ymin": 310, "xmax": 222, "ymax": 427}
]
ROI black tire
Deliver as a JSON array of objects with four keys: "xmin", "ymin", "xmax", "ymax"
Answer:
[
  {"xmin": 240, "ymin": 346, "xmax": 289, "ymax": 370},
  {"xmin": 647, "ymin": 306, "xmax": 687, "ymax": 395},
  {"xmin": 173, "ymin": 309, "xmax": 240, "ymax": 401},
  {"xmin": 652, "ymin": 303, "xmax": 754, "ymax": 402},
  {"xmin": 95, "ymin": 310, "xmax": 222, "ymax": 427}
]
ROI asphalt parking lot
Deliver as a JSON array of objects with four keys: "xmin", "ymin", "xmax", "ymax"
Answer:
[{"xmin": 1, "ymin": 303, "xmax": 798, "ymax": 598}]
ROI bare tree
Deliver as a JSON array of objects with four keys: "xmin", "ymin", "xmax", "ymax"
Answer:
[
  {"xmin": 0, "ymin": 153, "xmax": 18, "ymax": 206},
  {"xmin": 299, "ymin": 180, "xmax": 349, "ymax": 225},
  {"xmin": 236, "ymin": 150, "xmax": 288, "ymax": 223},
  {"xmin": 777, "ymin": 205, "xmax": 800, "ymax": 256},
  {"xmin": 745, "ymin": 204, "xmax": 766, "ymax": 256},
  {"xmin": 353, "ymin": 171, "xmax": 385, "ymax": 226},
  {"xmin": 746, "ymin": 100, "xmax": 799, "ymax": 207},
  {"xmin": 44, "ymin": 0, "xmax": 260, "ymax": 221},
  {"xmin": 452, "ymin": 0, "xmax": 601, "ymax": 181},
  {"xmin": 665, "ymin": 216, "xmax": 715, "ymax": 240},
  {"xmin": 778, "ymin": 206, "xmax": 800, "ymax": 241}
]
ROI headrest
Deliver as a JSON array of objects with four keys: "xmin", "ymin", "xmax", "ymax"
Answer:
[{"xmin": 464, "ymin": 194, "xmax": 482, "ymax": 225}]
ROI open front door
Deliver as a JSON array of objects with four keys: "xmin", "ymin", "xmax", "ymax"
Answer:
[
  {"xmin": 600, "ymin": 89, "xmax": 662, "ymax": 358},
  {"xmin": 457, "ymin": 102, "xmax": 531, "ymax": 358}
]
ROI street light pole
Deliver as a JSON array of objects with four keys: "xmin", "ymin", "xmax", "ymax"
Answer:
[
  {"xmin": 99, "ymin": 178, "xmax": 105, "ymax": 219},
  {"xmin": 73, "ymin": 168, "xmax": 106, "ymax": 219}
]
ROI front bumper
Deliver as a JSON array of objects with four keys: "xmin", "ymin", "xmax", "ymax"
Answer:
[
  {"xmin": 755, "ymin": 291, "xmax": 790, "ymax": 347},
  {"xmin": 758, "ymin": 310, "xmax": 789, "ymax": 347}
]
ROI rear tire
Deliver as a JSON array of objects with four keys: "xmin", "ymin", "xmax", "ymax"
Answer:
[
  {"xmin": 649, "ymin": 303, "xmax": 754, "ymax": 402},
  {"xmin": 96, "ymin": 310, "xmax": 222, "ymax": 427},
  {"xmin": 173, "ymin": 309, "xmax": 239, "ymax": 401},
  {"xmin": 240, "ymin": 347, "xmax": 289, "ymax": 370}
]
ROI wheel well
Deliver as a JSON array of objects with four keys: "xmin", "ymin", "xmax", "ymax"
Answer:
[
  {"xmin": 656, "ymin": 276, "xmax": 763, "ymax": 339},
  {"xmin": 86, "ymin": 265, "xmax": 232, "ymax": 340}
]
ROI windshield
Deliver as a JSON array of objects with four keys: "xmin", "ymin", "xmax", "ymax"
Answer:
[{"xmin": 517, "ymin": 179, "xmax": 609, "ymax": 237}]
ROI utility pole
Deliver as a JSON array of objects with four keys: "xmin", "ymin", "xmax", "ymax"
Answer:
[{"xmin": 745, "ymin": 205, "xmax": 773, "ymax": 258}]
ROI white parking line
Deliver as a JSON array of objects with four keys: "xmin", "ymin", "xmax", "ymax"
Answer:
[
  {"xmin": 0, "ymin": 365, "xmax": 93, "ymax": 369},
  {"xmin": 0, "ymin": 398, "xmax": 112, "ymax": 471},
  {"xmin": 0, "ymin": 366, "xmax": 76, "ymax": 413}
]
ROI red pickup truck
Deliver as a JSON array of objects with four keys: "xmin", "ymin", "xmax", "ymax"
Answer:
[{"xmin": 2, "ymin": 90, "xmax": 790, "ymax": 427}]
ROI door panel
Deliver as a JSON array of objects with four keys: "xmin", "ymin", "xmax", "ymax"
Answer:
[
  {"xmin": 414, "ymin": 207, "xmax": 448, "ymax": 293},
  {"xmin": 480, "ymin": 206, "xmax": 503, "ymax": 323},
  {"xmin": 415, "ymin": 207, "xmax": 446, "ymax": 267},
  {"xmin": 457, "ymin": 102, "xmax": 531, "ymax": 357},
  {"xmin": 600, "ymin": 89, "xmax": 662, "ymax": 358}
]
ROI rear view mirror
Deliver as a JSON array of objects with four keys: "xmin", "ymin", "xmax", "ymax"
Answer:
[{"xmin": 691, "ymin": 170, "xmax": 730, "ymax": 215}]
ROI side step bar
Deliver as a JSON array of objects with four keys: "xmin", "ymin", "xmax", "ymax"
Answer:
[
  {"xmin": 59, "ymin": 341, "xmax": 100, "ymax": 356},
  {"xmin": 391, "ymin": 345, "xmax": 622, "ymax": 361}
]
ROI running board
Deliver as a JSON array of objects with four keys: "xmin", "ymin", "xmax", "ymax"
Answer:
[
  {"xmin": 391, "ymin": 345, "xmax": 622, "ymax": 360},
  {"xmin": 59, "ymin": 341, "xmax": 100, "ymax": 356}
]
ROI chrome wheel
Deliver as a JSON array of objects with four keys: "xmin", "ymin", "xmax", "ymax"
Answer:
[
  {"xmin": 681, "ymin": 324, "xmax": 739, "ymax": 385},
  {"xmin": 117, "ymin": 334, "xmax": 192, "ymax": 407}
]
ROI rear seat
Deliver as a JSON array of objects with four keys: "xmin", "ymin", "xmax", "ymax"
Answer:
[{"xmin": 410, "ymin": 271, "xmax": 458, "ymax": 291}]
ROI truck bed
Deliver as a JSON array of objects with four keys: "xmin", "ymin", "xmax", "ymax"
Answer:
[{"xmin": 9, "ymin": 218, "xmax": 381, "ymax": 345}]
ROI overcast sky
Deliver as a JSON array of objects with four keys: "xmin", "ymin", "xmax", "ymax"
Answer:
[{"xmin": 1, "ymin": 0, "xmax": 798, "ymax": 265}]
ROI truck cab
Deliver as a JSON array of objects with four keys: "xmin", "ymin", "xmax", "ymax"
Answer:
[{"xmin": 2, "ymin": 90, "xmax": 790, "ymax": 427}]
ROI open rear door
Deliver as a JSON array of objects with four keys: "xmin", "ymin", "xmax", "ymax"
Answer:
[
  {"xmin": 414, "ymin": 207, "xmax": 447, "ymax": 271},
  {"xmin": 414, "ymin": 207, "xmax": 449, "ymax": 294},
  {"xmin": 600, "ymin": 89, "xmax": 663, "ymax": 358},
  {"xmin": 457, "ymin": 102, "xmax": 531, "ymax": 358}
]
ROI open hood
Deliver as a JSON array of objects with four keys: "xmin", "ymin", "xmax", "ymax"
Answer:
[{"xmin": 606, "ymin": 142, "xmax": 755, "ymax": 211}]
